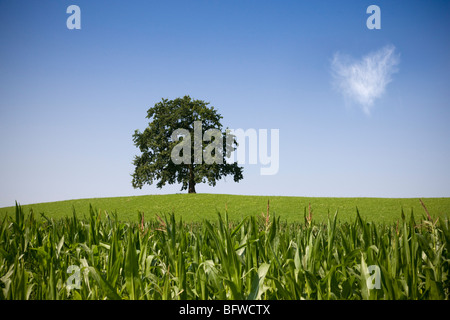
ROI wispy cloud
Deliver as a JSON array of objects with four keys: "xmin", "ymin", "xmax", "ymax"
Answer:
[{"xmin": 331, "ymin": 45, "xmax": 400, "ymax": 115}]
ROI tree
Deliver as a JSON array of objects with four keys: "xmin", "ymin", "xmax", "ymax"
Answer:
[{"xmin": 131, "ymin": 96, "xmax": 243, "ymax": 193}]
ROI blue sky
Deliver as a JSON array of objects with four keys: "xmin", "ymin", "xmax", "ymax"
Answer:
[{"xmin": 1, "ymin": 0, "xmax": 449, "ymax": 207}]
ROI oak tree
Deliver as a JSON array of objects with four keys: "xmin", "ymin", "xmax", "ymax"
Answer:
[{"xmin": 132, "ymin": 96, "xmax": 243, "ymax": 193}]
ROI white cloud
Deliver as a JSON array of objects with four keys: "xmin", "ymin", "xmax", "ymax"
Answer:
[{"xmin": 331, "ymin": 45, "xmax": 400, "ymax": 115}]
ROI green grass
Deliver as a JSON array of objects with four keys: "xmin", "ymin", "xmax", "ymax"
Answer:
[{"xmin": 1, "ymin": 194, "xmax": 449, "ymax": 224}]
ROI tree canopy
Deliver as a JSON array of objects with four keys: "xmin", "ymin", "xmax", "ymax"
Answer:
[{"xmin": 131, "ymin": 96, "xmax": 243, "ymax": 193}]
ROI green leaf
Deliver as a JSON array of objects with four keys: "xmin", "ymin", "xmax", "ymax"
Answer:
[
  {"xmin": 247, "ymin": 263, "xmax": 270, "ymax": 300},
  {"xmin": 125, "ymin": 231, "xmax": 142, "ymax": 300},
  {"xmin": 88, "ymin": 266, "xmax": 122, "ymax": 300},
  {"xmin": 56, "ymin": 235, "xmax": 64, "ymax": 258}
]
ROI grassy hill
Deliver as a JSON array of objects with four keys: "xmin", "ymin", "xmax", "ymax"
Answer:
[{"xmin": 1, "ymin": 194, "xmax": 449, "ymax": 224}]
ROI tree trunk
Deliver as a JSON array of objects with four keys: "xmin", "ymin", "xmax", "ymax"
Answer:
[{"xmin": 188, "ymin": 165, "xmax": 196, "ymax": 193}]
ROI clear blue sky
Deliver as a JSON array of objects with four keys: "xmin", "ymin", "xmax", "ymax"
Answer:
[{"xmin": 1, "ymin": 0, "xmax": 449, "ymax": 207}]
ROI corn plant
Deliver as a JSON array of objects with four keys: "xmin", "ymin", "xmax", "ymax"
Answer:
[{"xmin": 0, "ymin": 202, "xmax": 448, "ymax": 300}]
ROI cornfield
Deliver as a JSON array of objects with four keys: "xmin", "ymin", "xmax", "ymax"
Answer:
[{"xmin": 0, "ymin": 202, "xmax": 448, "ymax": 300}]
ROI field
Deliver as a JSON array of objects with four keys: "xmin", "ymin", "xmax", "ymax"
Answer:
[
  {"xmin": 1, "ymin": 194, "xmax": 450, "ymax": 224},
  {"xmin": 0, "ymin": 194, "xmax": 449, "ymax": 300}
]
